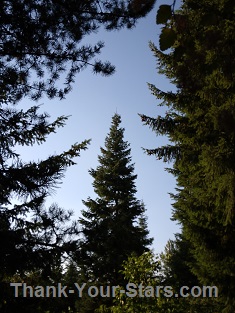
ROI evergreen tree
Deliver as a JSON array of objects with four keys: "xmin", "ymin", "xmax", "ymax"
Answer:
[
  {"xmin": 62, "ymin": 261, "xmax": 97, "ymax": 313},
  {"xmin": 140, "ymin": 0, "xmax": 235, "ymax": 311},
  {"xmin": 160, "ymin": 235, "xmax": 220, "ymax": 313},
  {"xmin": 78, "ymin": 114, "xmax": 152, "ymax": 288},
  {"xmin": 160, "ymin": 234, "xmax": 199, "ymax": 291},
  {"xmin": 1, "ymin": 1, "xmax": 156, "ymax": 311},
  {"xmin": 0, "ymin": 103, "xmax": 90, "ymax": 312},
  {"xmin": 1, "ymin": 0, "xmax": 156, "ymax": 104}
]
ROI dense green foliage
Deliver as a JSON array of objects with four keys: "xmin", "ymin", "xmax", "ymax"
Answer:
[
  {"xmin": 0, "ymin": 104, "xmax": 90, "ymax": 278},
  {"xmin": 1, "ymin": 0, "xmax": 155, "ymax": 103},
  {"xmin": 160, "ymin": 234, "xmax": 198, "ymax": 291},
  {"xmin": 0, "ymin": 2, "xmax": 156, "ymax": 312},
  {"xmin": 160, "ymin": 235, "xmax": 221, "ymax": 313},
  {"xmin": 110, "ymin": 250, "xmax": 193, "ymax": 313},
  {"xmin": 0, "ymin": 103, "xmax": 90, "ymax": 312},
  {"xmin": 110, "ymin": 242, "xmax": 220, "ymax": 313},
  {"xmin": 140, "ymin": 0, "xmax": 235, "ymax": 311},
  {"xmin": 78, "ymin": 114, "xmax": 152, "ymax": 311},
  {"xmin": 111, "ymin": 252, "xmax": 161, "ymax": 313}
]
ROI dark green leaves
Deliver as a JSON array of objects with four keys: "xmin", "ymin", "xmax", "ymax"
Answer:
[
  {"xmin": 156, "ymin": 4, "xmax": 172, "ymax": 24},
  {"xmin": 159, "ymin": 27, "xmax": 177, "ymax": 51},
  {"xmin": 156, "ymin": 5, "xmax": 176, "ymax": 51}
]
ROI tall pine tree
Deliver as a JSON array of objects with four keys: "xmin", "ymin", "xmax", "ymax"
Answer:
[
  {"xmin": 78, "ymin": 113, "xmax": 152, "ymax": 287},
  {"xmin": 140, "ymin": 0, "xmax": 235, "ymax": 311}
]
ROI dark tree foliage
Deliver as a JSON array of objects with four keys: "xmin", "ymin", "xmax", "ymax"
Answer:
[
  {"xmin": 140, "ymin": 0, "xmax": 235, "ymax": 311},
  {"xmin": 0, "ymin": 97, "xmax": 87, "ymax": 307},
  {"xmin": 161, "ymin": 234, "xmax": 199, "ymax": 290},
  {"xmin": 159, "ymin": 234, "xmax": 221, "ymax": 313},
  {"xmin": 61, "ymin": 261, "xmax": 98, "ymax": 313},
  {"xmin": 1, "ymin": 264, "xmax": 66, "ymax": 313},
  {"xmin": 0, "ymin": 102, "xmax": 90, "ymax": 312},
  {"xmin": 0, "ymin": 1, "xmax": 156, "ymax": 312},
  {"xmin": 78, "ymin": 114, "xmax": 152, "ymax": 288},
  {"xmin": 0, "ymin": 0, "xmax": 156, "ymax": 103}
]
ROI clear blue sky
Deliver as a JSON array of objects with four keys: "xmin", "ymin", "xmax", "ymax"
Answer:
[{"xmin": 17, "ymin": 0, "xmax": 180, "ymax": 254}]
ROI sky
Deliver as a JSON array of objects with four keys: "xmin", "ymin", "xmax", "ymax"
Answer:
[{"xmin": 17, "ymin": 0, "xmax": 180, "ymax": 254}]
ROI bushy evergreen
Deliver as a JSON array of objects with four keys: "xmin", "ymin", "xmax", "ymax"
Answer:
[
  {"xmin": 140, "ymin": 0, "xmax": 235, "ymax": 311},
  {"xmin": 0, "ymin": 103, "xmax": 90, "ymax": 312},
  {"xmin": 0, "ymin": 104, "xmax": 90, "ymax": 277},
  {"xmin": 78, "ymin": 114, "xmax": 152, "ymax": 287}
]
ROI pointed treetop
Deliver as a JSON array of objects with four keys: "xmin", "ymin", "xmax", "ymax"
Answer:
[{"xmin": 78, "ymin": 112, "xmax": 152, "ymax": 291}]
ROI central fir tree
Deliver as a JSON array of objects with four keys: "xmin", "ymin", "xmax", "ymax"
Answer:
[{"xmin": 78, "ymin": 113, "xmax": 152, "ymax": 287}]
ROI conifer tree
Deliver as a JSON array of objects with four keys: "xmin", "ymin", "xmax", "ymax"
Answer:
[
  {"xmin": 0, "ymin": 103, "xmax": 90, "ymax": 312},
  {"xmin": 1, "ymin": 0, "xmax": 156, "ymax": 104},
  {"xmin": 0, "ymin": 105, "xmax": 87, "ymax": 278},
  {"xmin": 140, "ymin": 0, "xmax": 235, "ymax": 311},
  {"xmin": 78, "ymin": 114, "xmax": 152, "ymax": 287},
  {"xmin": 159, "ymin": 235, "xmax": 220, "ymax": 313},
  {"xmin": 1, "ymin": 1, "xmax": 156, "ymax": 311}
]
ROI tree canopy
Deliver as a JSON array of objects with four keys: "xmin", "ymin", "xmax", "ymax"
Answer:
[
  {"xmin": 0, "ymin": 1, "xmax": 159, "ymax": 312},
  {"xmin": 141, "ymin": 0, "xmax": 235, "ymax": 311},
  {"xmin": 1, "ymin": 0, "xmax": 156, "ymax": 103}
]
